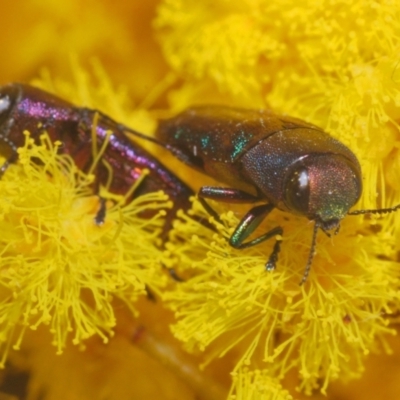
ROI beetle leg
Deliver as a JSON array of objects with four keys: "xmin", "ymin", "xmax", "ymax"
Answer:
[
  {"xmin": 200, "ymin": 186, "xmax": 261, "ymax": 203},
  {"xmin": 0, "ymin": 135, "xmax": 18, "ymax": 177},
  {"xmin": 198, "ymin": 186, "xmax": 261, "ymax": 223},
  {"xmin": 94, "ymin": 196, "xmax": 107, "ymax": 226},
  {"xmin": 228, "ymin": 203, "xmax": 283, "ymax": 271},
  {"xmin": 198, "ymin": 196, "xmax": 221, "ymax": 222},
  {"xmin": 229, "ymin": 203, "xmax": 278, "ymax": 247},
  {"xmin": 166, "ymin": 267, "xmax": 185, "ymax": 282},
  {"xmin": 198, "ymin": 187, "xmax": 282, "ymax": 270},
  {"xmin": 0, "ymin": 159, "xmax": 11, "ymax": 176}
]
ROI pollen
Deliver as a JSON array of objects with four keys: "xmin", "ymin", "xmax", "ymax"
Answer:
[
  {"xmin": 0, "ymin": 133, "xmax": 169, "ymax": 363},
  {"xmin": 164, "ymin": 198, "xmax": 400, "ymax": 394},
  {"xmin": 2, "ymin": 0, "xmax": 400, "ymax": 397}
]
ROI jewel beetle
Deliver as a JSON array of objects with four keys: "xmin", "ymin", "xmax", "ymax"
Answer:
[
  {"xmin": 0, "ymin": 83, "xmax": 193, "ymax": 236},
  {"xmin": 130, "ymin": 106, "xmax": 400, "ymax": 284}
]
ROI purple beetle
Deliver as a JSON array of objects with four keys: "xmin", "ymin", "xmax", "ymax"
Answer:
[{"xmin": 0, "ymin": 83, "xmax": 193, "ymax": 237}]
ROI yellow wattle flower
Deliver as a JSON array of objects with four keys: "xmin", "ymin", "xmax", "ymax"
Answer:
[
  {"xmin": 164, "ymin": 196, "xmax": 400, "ymax": 396},
  {"xmin": 154, "ymin": 0, "xmax": 400, "ymax": 398},
  {"xmin": 0, "ymin": 132, "xmax": 169, "ymax": 361},
  {"xmin": 1, "ymin": 0, "xmax": 400, "ymax": 399}
]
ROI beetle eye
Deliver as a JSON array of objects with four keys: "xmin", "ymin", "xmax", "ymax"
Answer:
[{"xmin": 285, "ymin": 167, "xmax": 310, "ymax": 214}]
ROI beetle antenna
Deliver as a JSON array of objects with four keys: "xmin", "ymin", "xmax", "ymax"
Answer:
[
  {"xmin": 118, "ymin": 124, "xmax": 173, "ymax": 150},
  {"xmin": 300, "ymin": 221, "xmax": 320, "ymax": 285},
  {"xmin": 120, "ymin": 124, "xmax": 195, "ymax": 165},
  {"xmin": 348, "ymin": 204, "xmax": 400, "ymax": 216}
]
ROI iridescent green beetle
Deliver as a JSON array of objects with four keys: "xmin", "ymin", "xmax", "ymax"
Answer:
[{"xmin": 132, "ymin": 106, "xmax": 400, "ymax": 284}]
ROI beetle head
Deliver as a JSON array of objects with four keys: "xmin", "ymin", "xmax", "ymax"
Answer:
[{"xmin": 284, "ymin": 154, "xmax": 362, "ymax": 230}]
